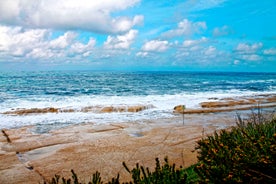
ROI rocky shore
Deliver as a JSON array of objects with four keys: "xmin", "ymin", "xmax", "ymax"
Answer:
[
  {"xmin": 174, "ymin": 94, "xmax": 276, "ymax": 114},
  {"xmin": 0, "ymin": 121, "xmax": 207, "ymax": 183},
  {"xmin": 0, "ymin": 94, "xmax": 275, "ymax": 183},
  {"xmin": 2, "ymin": 105, "xmax": 155, "ymax": 115}
]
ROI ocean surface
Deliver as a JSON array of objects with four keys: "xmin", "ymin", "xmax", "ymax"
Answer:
[{"xmin": 0, "ymin": 71, "xmax": 275, "ymax": 132}]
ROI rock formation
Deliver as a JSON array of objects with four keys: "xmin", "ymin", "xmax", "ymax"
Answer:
[
  {"xmin": 2, "ymin": 105, "xmax": 155, "ymax": 115},
  {"xmin": 174, "ymin": 94, "xmax": 276, "ymax": 114}
]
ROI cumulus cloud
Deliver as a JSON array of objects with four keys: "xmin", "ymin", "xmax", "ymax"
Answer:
[
  {"xmin": 213, "ymin": 25, "xmax": 233, "ymax": 37},
  {"xmin": 104, "ymin": 30, "xmax": 138, "ymax": 49},
  {"xmin": 0, "ymin": 0, "xmax": 143, "ymax": 34},
  {"xmin": 163, "ymin": 19, "xmax": 207, "ymax": 38},
  {"xmin": 0, "ymin": 26, "xmax": 48, "ymax": 57},
  {"xmin": 234, "ymin": 42, "xmax": 264, "ymax": 62},
  {"xmin": 142, "ymin": 40, "xmax": 169, "ymax": 52},
  {"xmin": 136, "ymin": 40, "xmax": 170, "ymax": 58},
  {"xmin": 173, "ymin": 37, "xmax": 209, "ymax": 60},
  {"xmin": 136, "ymin": 51, "xmax": 148, "ymax": 57},
  {"xmin": 239, "ymin": 54, "xmax": 262, "ymax": 61},
  {"xmin": 263, "ymin": 48, "xmax": 276, "ymax": 55},
  {"xmin": 183, "ymin": 37, "xmax": 207, "ymax": 47},
  {"xmin": 50, "ymin": 32, "xmax": 77, "ymax": 49},
  {"xmin": 204, "ymin": 46, "xmax": 216, "ymax": 56},
  {"xmin": 0, "ymin": 25, "xmax": 96, "ymax": 60},
  {"xmin": 235, "ymin": 42, "xmax": 263, "ymax": 54},
  {"xmin": 70, "ymin": 38, "xmax": 96, "ymax": 54},
  {"xmin": 233, "ymin": 43, "xmax": 276, "ymax": 63}
]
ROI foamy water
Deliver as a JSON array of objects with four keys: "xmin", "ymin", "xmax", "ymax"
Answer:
[{"xmin": 0, "ymin": 71, "xmax": 275, "ymax": 130}]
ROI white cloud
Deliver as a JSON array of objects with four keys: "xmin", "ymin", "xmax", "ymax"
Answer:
[
  {"xmin": 163, "ymin": 19, "xmax": 207, "ymax": 38},
  {"xmin": 213, "ymin": 25, "xmax": 233, "ymax": 37},
  {"xmin": 204, "ymin": 46, "xmax": 216, "ymax": 56},
  {"xmin": 235, "ymin": 42, "xmax": 263, "ymax": 54},
  {"xmin": 234, "ymin": 42, "xmax": 264, "ymax": 62},
  {"xmin": 239, "ymin": 54, "xmax": 262, "ymax": 61},
  {"xmin": 0, "ymin": 26, "xmax": 48, "ymax": 57},
  {"xmin": 141, "ymin": 40, "xmax": 169, "ymax": 52},
  {"xmin": 0, "ymin": 25, "xmax": 96, "ymax": 60},
  {"xmin": 136, "ymin": 51, "xmax": 148, "ymax": 57},
  {"xmin": 182, "ymin": 0, "xmax": 227, "ymax": 12},
  {"xmin": 133, "ymin": 16, "xmax": 144, "ymax": 26},
  {"xmin": 136, "ymin": 39, "xmax": 170, "ymax": 58},
  {"xmin": 0, "ymin": 0, "xmax": 142, "ymax": 34},
  {"xmin": 71, "ymin": 38, "xmax": 96, "ymax": 54},
  {"xmin": 104, "ymin": 30, "xmax": 138, "ymax": 49},
  {"xmin": 0, "ymin": 1, "xmax": 20, "ymax": 23},
  {"xmin": 264, "ymin": 48, "xmax": 276, "ymax": 55},
  {"xmin": 50, "ymin": 32, "xmax": 77, "ymax": 49},
  {"xmin": 234, "ymin": 60, "xmax": 240, "ymax": 65},
  {"xmin": 183, "ymin": 37, "xmax": 207, "ymax": 47},
  {"xmin": 27, "ymin": 48, "xmax": 61, "ymax": 59}
]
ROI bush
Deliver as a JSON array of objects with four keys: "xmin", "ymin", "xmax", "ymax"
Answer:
[
  {"xmin": 49, "ymin": 169, "xmax": 113, "ymax": 184},
  {"xmin": 47, "ymin": 157, "xmax": 187, "ymax": 184},
  {"xmin": 195, "ymin": 113, "xmax": 276, "ymax": 183},
  {"xmin": 122, "ymin": 157, "xmax": 187, "ymax": 184}
]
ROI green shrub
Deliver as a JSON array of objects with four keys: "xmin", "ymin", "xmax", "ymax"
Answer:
[
  {"xmin": 49, "ymin": 169, "xmax": 120, "ymax": 184},
  {"xmin": 47, "ymin": 157, "xmax": 187, "ymax": 184},
  {"xmin": 195, "ymin": 113, "xmax": 276, "ymax": 183},
  {"xmin": 122, "ymin": 157, "xmax": 187, "ymax": 184}
]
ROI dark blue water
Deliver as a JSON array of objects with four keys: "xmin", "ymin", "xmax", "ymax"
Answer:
[{"xmin": 0, "ymin": 71, "xmax": 275, "ymax": 99}]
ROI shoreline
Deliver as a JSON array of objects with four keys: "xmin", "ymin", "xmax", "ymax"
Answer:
[
  {"xmin": 0, "ymin": 95, "xmax": 275, "ymax": 183},
  {"xmin": 1, "ymin": 93, "xmax": 275, "ymax": 131},
  {"xmin": 2, "ymin": 94, "xmax": 275, "ymax": 115}
]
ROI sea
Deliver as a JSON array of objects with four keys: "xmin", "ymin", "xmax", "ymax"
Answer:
[{"xmin": 0, "ymin": 71, "xmax": 275, "ymax": 132}]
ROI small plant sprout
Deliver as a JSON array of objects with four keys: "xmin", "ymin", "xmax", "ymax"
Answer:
[{"xmin": 182, "ymin": 105, "xmax": 186, "ymax": 125}]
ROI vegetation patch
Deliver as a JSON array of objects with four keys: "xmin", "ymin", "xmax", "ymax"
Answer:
[
  {"xmin": 48, "ymin": 157, "xmax": 187, "ymax": 184},
  {"xmin": 195, "ymin": 112, "xmax": 276, "ymax": 183}
]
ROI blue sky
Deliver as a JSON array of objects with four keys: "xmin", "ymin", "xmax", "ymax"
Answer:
[{"xmin": 0, "ymin": 0, "xmax": 275, "ymax": 72}]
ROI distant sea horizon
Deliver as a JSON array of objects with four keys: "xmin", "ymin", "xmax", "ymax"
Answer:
[
  {"xmin": 1, "ymin": 68, "xmax": 276, "ymax": 73},
  {"xmin": 1, "ymin": 70, "xmax": 275, "ymax": 132}
]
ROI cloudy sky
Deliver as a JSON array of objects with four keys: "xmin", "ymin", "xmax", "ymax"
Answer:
[{"xmin": 0, "ymin": 0, "xmax": 275, "ymax": 72}]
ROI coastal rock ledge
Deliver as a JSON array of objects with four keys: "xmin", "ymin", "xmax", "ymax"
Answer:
[
  {"xmin": 2, "ymin": 105, "xmax": 155, "ymax": 115},
  {"xmin": 0, "ymin": 123, "xmax": 200, "ymax": 184},
  {"xmin": 174, "ymin": 94, "xmax": 276, "ymax": 114}
]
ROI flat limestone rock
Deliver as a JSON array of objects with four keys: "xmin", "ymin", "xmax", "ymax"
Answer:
[
  {"xmin": 0, "ymin": 121, "xmax": 208, "ymax": 183},
  {"xmin": 0, "ymin": 144, "xmax": 43, "ymax": 184}
]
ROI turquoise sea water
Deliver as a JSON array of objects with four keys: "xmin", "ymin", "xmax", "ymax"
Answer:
[{"xmin": 0, "ymin": 71, "xmax": 275, "ymax": 130}]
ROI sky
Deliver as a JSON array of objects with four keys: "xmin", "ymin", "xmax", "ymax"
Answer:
[{"xmin": 0, "ymin": 0, "xmax": 276, "ymax": 72}]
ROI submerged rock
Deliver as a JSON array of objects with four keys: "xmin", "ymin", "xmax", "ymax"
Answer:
[
  {"xmin": 173, "ymin": 105, "xmax": 186, "ymax": 113},
  {"xmin": 2, "ymin": 105, "xmax": 155, "ymax": 115},
  {"xmin": 3, "ymin": 107, "xmax": 59, "ymax": 115}
]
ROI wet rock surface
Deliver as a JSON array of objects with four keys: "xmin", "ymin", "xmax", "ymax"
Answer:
[
  {"xmin": 174, "ymin": 94, "xmax": 276, "ymax": 114},
  {"xmin": 2, "ymin": 105, "xmax": 155, "ymax": 115}
]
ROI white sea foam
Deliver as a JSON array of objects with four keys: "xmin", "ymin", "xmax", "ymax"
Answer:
[{"xmin": 0, "ymin": 90, "xmax": 275, "ymax": 130}]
